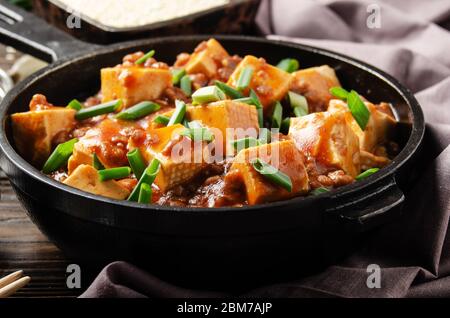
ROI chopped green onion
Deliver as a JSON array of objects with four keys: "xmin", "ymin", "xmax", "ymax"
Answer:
[
  {"xmin": 258, "ymin": 128, "xmax": 271, "ymax": 144},
  {"xmin": 127, "ymin": 148, "xmax": 146, "ymax": 180},
  {"xmin": 236, "ymin": 66, "xmax": 254, "ymax": 90},
  {"xmin": 231, "ymin": 137, "xmax": 261, "ymax": 151},
  {"xmin": 171, "ymin": 69, "xmax": 186, "ymax": 85},
  {"xmin": 115, "ymin": 101, "xmax": 160, "ymax": 121},
  {"xmin": 67, "ymin": 99, "xmax": 83, "ymax": 111},
  {"xmin": 192, "ymin": 86, "xmax": 226, "ymax": 104},
  {"xmin": 138, "ymin": 183, "xmax": 152, "ymax": 204},
  {"xmin": 356, "ymin": 168, "xmax": 380, "ymax": 181},
  {"xmin": 234, "ymin": 97, "xmax": 255, "ymax": 105},
  {"xmin": 128, "ymin": 159, "xmax": 160, "ymax": 202},
  {"xmin": 347, "ymin": 90, "xmax": 371, "ymax": 131},
  {"xmin": 98, "ymin": 167, "xmax": 131, "ymax": 182},
  {"xmin": 135, "ymin": 50, "xmax": 155, "ymax": 65},
  {"xmin": 187, "ymin": 121, "xmax": 202, "ymax": 129},
  {"xmin": 251, "ymin": 158, "xmax": 292, "ymax": 192},
  {"xmin": 215, "ymin": 81, "xmax": 244, "ymax": 99},
  {"xmin": 330, "ymin": 87, "xmax": 350, "ymax": 100},
  {"xmin": 182, "ymin": 118, "xmax": 190, "ymax": 128},
  {"xmin": 271, "ymin": 102, "xmax": 283, "ymax": 129},
  {"xmin": 93, "ymin": 153, "xmax": 105, "ymax": 170},
  {"xmin": 311, "ymin": 187, "xmax": 330, "ymax": 196},
  {"xmin": 250, "ymin": 89, "xmax": 264, "ymax": 127},
  {"xmin": 277, "ymin": 58, "xmax": 300, "ymax": 73},
  {"xmin": 42, "ymin": 138, "xmax": 78, "ymax": 174},
  {"xmin": 168, "ymin": 100, "xmax": 186, "ymax": 126},
  {"xmin": 280, "ymin": 118, "xmax": 291, "ymax": 134},
  {"xmin": 181, "ymin": 127, "xmax": 214, "ymax": 142},
  {"xmin": 153, "ymin": 115, "xmax": 170, "ymax": 126},
  {"xmin": 75, "ymin": 99, "xmax": 122, "ymax": 121},
  {"xmin": 180, "ymin": 75, "xmax": 192, "ymax": 96},
  {"xmin": 288, "ymin": 91, "xmax": 308, "ymax": 117}
]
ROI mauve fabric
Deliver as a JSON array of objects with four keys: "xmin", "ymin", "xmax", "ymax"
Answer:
[{"xmin": 80, "ymin": 0, "xmax": 450, "ymax": 298}]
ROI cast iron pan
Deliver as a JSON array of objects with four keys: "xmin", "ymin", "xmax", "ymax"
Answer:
[{"xmin": 0, "ymin": 1, "xmax": 424, "ymax": 291}]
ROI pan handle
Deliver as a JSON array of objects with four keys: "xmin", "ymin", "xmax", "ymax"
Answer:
[
  {"xmin": 326, "ymin": 176, "xmax": 405, "ymax": 232},
  {"xmin": 0, "ymin": 0, "xmax": 96, "ymax": 62}
]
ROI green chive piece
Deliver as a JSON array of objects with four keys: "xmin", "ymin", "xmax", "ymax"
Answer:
[
  {"xmin": 98, "ymin": 167, "xmax": 131, "ymax": 182},
  {"xmin": 347, "ymin": 90, "xmax": 371, "ymax": 131},
  {"xmin": 180, "ymin": 75, "xmax": 192, "ymax": 97},
  {"xmin": 171, "ymin": 69, "xmax": 186, "ymax": 85},
  {"xmin": 288, "ymin": 91, "xmax": 309, "ymax": 117},
  {"xmin": 182, "ymin": 118, "xmax": 190, "ymax": 128},
  {"xmin": 135, "ymin": 50, "xmax": 155, "ymax": 65},
  {"xmin": 311, "ymin": 187, "xmax": 330, "ymax": 196},
  {"xmin": 276, "ymin": 58, "xmax": 300, "ymax": 73},
  {"xmin": 330, "ymin": 87, "xmax": 350, "ymax": 100},
  {"xmin": 280, "ymin": 118, "xmax": 291, "ymax": 134},
  {"xmin": 67, "ymin": 99, "xmax": 83, "ymax": 111},
  {"xmin": 181, "ymin": 127, "xmax": 214, "ymax": 142},
  {"xmin": 192, "ymin": 86, "xmax": 226, "ymax": 104},
  {"xmin": 356, "ymin": 168, "xmax": 380, "ymax": 181},
  {"xmin": 127, "ymin": 149, "xmax": 146, "ymax": 180},
  {"xmin": 75, "ymin": 99, "xmax": 122, "ymax": 121},
  {"xmin": 250, "ymin": 89, "xmax": 264, "ymax": 127},
  {"xmin": 251, "ymin": 158, "xmax": 293, "ymax": 192},
  {"xmin": 42, "ymin": 138, "xmax": 78, "ymax": 174},
  {"xmin": 153, "ymin": 115, "xmax": 170, "ymax": 126},
  {"xmin": 236, "ymin": 66, "xmax": 254, "ymax": 90},
  {"xmin": 93, "ymin": 153, "xmax": 105, "ymax": 170},
  {"xmin": 168, "ymin": 100, "xmax": 187, "ymax": 126},
  {"xmin": 258, "ymin": 128, "xmax": 271, "ymax": 144},
  {"xmin": 128, "ymin": 159, "xmax": 160, "ymax": 202},
  {"xmin": 271, "ymin": 102, "xmax": 283, "ymax": 129},
  {"xmin": 231, "ymin": 137, "xmax": 261, "ymax": 151},
  {"xmin": 115, "ymin": 101, "xmax": 160, "ymax": 121},
  {"xmin": 215, "ymin": 81, "xmax": 244, "ymax": 99},
  {"xmin": 234, "ymin": 97, "xmax": 255, "ymax": 105},
  {"xmin": 138, "ymin": 183, "xmax": 152, "ymax": 204}
]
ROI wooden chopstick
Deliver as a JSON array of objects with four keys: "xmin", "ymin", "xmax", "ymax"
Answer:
[{"xmin": 0, "ymin": 271, "xmax": 31, "ymax": 298}]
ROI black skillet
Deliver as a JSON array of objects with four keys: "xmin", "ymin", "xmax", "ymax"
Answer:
[{"xmin": 0, "ymin": 1, "xmax": 424, "ymax": 290}]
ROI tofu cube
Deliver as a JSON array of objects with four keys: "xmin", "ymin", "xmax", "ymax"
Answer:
[
  {"xmin": 101, "ymin": 66, "xmax": 172, "ymax": 108},
  {"xmin": 131, "ymin": 124, "xmax": 207, "ymax": 192},
  {"xmin": 290, "ymin": 65, "xmax": 341, "ymax": 113},
  {"xmin": 328, "ymin": 99, "xmax": 397, "ymax": 153},
  {"xmin": 185, "ymin": 39, "xmax": 230, "ymax": 78},
  {"xmin": 11, "ymin": 108, "xmax": 76, "ymax": 167},
  {"xmin": 289, "ymin": 111, "xmax": 361, "ymax": 177},
  {"xmin": 225, "ymin": 140, "xmax": 310, "ymax": 205},
  {"xmin": 227, "ymin": 56, "xmax": 292, "ymax": 110},
  {"xmin": 64, "ymin": 164, "xmax": 130, "ymax": 200}
]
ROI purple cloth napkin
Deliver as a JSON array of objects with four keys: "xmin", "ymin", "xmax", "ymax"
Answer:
[{"xmin": 81, "ymin": 0, "xmax": 450, "ymax": 298}]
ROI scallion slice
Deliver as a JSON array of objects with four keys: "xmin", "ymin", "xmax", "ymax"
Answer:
[
  {"xmin": 168, "ymin": 100, "xmax": 186, "ymax": 126},
  {"xmin": 192, "ymin": 86, "xmax": 226, "ymax": 104},
  {"xmin": 288, "ymin": 91, "xmax": 308, "ymax": 117},
  {"xmin": 135, "ymin": 50, "xmax": 155, "ymax": 65},
  {"xmin": 215, "ymin": 81, "xmax": 244, "ymax": 99},
  {"xmin": 250, "ymin": 89, "xmax": 264, "ymax": 127},
  {"xmin": 180, "ymin": 75, "xmax": 192, "ymax": 97},
  {"xmin": 128, "ymin": 159, "xmax": 160, "ymax": 202},
  {"xmin": 271, "ymin": 101, "xmax": 283, "ymax": 129},
  {"xmin": 93, "ymin": 153, "xmax": 105, "ymax": 170},
  {"xmin": 181, "ymin": 127, "xmax": 214, "ymax": 142},
  {"xmin": 75, "ymin": 99, "xmax": 122, "ymax": 121},
  {"xmin": 115, "ymin": 101, "xmax": 160, "ymax": 121},
  {"xmin": 67, "ymin": 99, "xmax": 83, "ymax": 111},
  {"xmin": 42, "ymin": 138, "xmax": 78, "ymax": 174},
  {"xmin": 251, "ymin": 158, "xmax": 293, "ymax": 192},
  {"xmin": 171, "ymin": 69, "xmax": 186, "ymax": 85},
  {"xmin": 276, "ymin": 58, "xmax": 300, "ymax": 73},
  {"xmin": 153, "ymin": 115, "xmax": 170, "ymax": 126},
  {"xmin": 329, "ymin": 87, "xmax": 350, "ymax": 100},
  {"xmin": 258, "ymin": 128, "xmax": 271, "ymax": 144},
  {"xmin": 231, "ymin": 137, "xmax": 261, "ymax": 151},
  {"xmin": 356, "ymin": 168, "xmax": 380, "ymax": 181},
  {"xmin": 280, "ymin": 118, "xmax": 291, "ymax": 134},
  {"xmin": 311, "ymin": 187, "xmax": 330, "ymax": 196},
  {"xmin": 233, "ymin": 97, "xmax": 255, "ymax": 105},
  {"xmin": 127, "ymin": 148, "xmax": 146, "ymax": 180},
  {"xmin": 347, "ymin": 90, "xmax": 371, "ymax": 131},
  {"xmin": 98, "ymin": 167, "xmax": 131, "ymax": 182},
  {"xmin": 138, "ymin": 183, "xmax": 152, "ymax": 204},
  {"xmin": 236, "ymin": 66, "xmax": 254, "ymax": 90}
]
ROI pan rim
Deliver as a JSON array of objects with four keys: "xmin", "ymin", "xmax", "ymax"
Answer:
[{"xmin": 0, "ymin": 35, "xmax": 425, "ymax": 215}]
